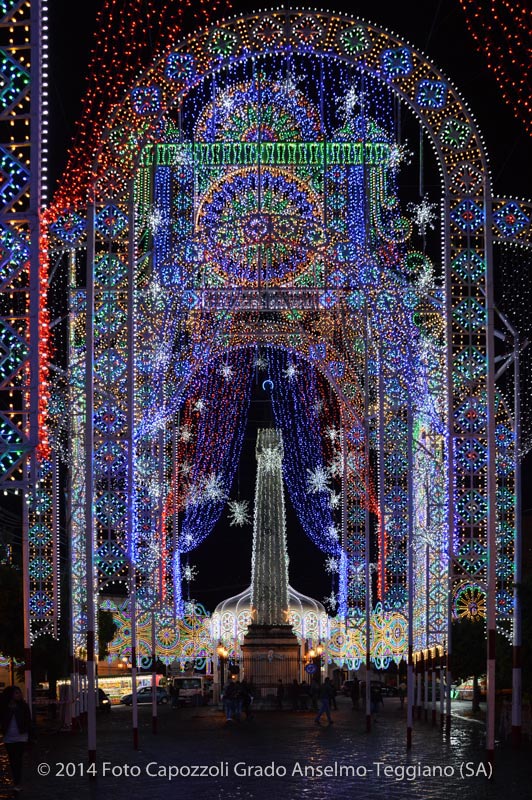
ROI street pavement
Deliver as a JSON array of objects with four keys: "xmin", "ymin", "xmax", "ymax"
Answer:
[{"xmin": 1, "ymin": 695, "xmax": 530, "ymax": 800}]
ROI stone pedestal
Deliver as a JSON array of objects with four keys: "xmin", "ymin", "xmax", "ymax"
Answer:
[{"xmin": 241, "ymin": 624, "xmax": 301, "ymax": 687}]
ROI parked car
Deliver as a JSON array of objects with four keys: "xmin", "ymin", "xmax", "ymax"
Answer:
[
  {"xmin": 341, "ymin": 680, "xmax": 355, "ymax": 697},
  {"xmin": 380, "ymin": 684, "xmax": 398, "ymax": 697},
  {"xmin": 120, "ymin": 686, "xmax": 169, "ymax": 706},
  {"xmin": 97, "ymin": 687, "xmax": 112, "ymax": 712}
]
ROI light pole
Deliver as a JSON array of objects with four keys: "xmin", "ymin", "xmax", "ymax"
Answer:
[{"xmin": 217, "ymin": 644, "xmax": 228, "ymax": 691}]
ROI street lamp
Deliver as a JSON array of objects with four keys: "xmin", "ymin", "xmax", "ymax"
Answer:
[
  {"xmin": 217, "ymin": 644, "xmax": 228, "ymax": 688},
  {"xmin": 316, "ymin": 643, "xmax": 324, "ymax": 682}
]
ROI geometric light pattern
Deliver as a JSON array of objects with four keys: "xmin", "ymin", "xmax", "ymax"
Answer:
[{"xmin": 43, "ymin": 9, "xmax": 518, "ymax": 670}]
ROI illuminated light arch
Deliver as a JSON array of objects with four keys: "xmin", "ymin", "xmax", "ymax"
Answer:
[{"xmin": 44, "ymin": 9, "xmax": 520, "ymax": 668}]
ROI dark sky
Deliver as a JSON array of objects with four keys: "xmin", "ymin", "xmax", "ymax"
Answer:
[{"xmin": 45, "ymin": 1, "xmax": 532, "ymax": 610}]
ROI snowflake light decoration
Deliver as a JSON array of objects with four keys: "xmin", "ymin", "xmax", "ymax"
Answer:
[
  {"xmin": 325, "ymin": 426, "xmax": 340, "ymax": 443},
  {"xmin": 179, "ymin": 459, "xmax": 192, "ymax": 477},
  {"xmin": 328, "ymin": 453, "xmax": 343, "ymax": 478},
  {"xmin": 283, "ymin": 362, "xmax": 299, "ymax": 381},
  {"xmin": 182, "ymin": 532, "xmax": 194, "ymax": 547},
  {"xmin": 219, "ymin": 89, "xmax": 236, "ymax": 113},
  {"xmin": 193, "ymin": 398, "xmax": 206, "ymax": 413},
  {"xmin": 325, "ymin": 556, "xmax": 339, "ymax": 574},
  {"xmin": 339, "ymin": 84, "xmax": 362, "ymax": 118},
  {"xmin": 307, "ymin": 465, "xmax": 330, "ymax": 493},
  {"xmin": 323, "ymin": 591, "xmax": 337, "ymax": 612},
  {"xmin": 329, "ymin": 490, "xmax": 341, "ymax": 510},
  {"xmin": 203, "ymin": 472, "xmax": 227, "ymax": 503},
  {"xmin": 253, "ymin": 354, "xmax": 268, "ymax": 371},
  {"xmin": 218, "ymin": 363, "xmax": 234, "ymax": 381},
  {"xmin": 147, "ymin": 206, "xmax": 167, "ymax": 235},
  {"xmin": 261, "ymin": 445, "xmax": 283, "ymax": 473},
  {"xmin": 280, "ymin": 67, "xmax": 302, "ymax": 94},
  {"xmin": 388, "ymin": 142, "xmax": 413, "ymax": 171},
  {"xmin": 179, "ymin": 425, "xmax": 192, "ymax": 442},
  {"xmin": 172, "ymin": 149, "xmax": 192, "ymax": 166},
  {"xmin": 183, "ymin": 600, "xmax": 196, "ymax": 616},
  {"xmin": 408, "ymin": 195, "xmax": 439, "ymax": 237},
  {"xmin": 326, "ymin": 524, "xmax": 339, "ymax": 541},
  {"xmin": 227, "ymin": 499, "xmax": 251, "ymax": 527},
  {"xmin": 185, "ymin": 483, "xmax": 203, "ymax": 508},
  {"xmin": 147, "ymin": 476, "xmax": 163, "ymax": 499},
  {"xmin": 147, "ymin": 278, "xmax": 164, "ymax": 304},
  {"xmin": 183, "ymin": 564, "xmax": 198, "ymax": 582}
]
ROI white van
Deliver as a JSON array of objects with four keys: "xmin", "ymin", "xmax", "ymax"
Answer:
[{"xmin": 171, "ymin": 676, "xmax": 212, "ymax": 706}]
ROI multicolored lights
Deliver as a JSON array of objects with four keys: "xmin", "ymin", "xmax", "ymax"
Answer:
[{"xmin": 21, "ymin": 9, "xmax": 521, "ymax": 670}]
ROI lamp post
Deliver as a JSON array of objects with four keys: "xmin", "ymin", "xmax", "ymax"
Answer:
[
  {"xmin": 316, "ymin": 643, "xmax": 324, "ymax": 682},
  {"xmin": 306, "ymin": 643, "xmax": 324, "ymax": 683},
  {"xmin": 217, "ymin": 644, "xmax": 228, "ymax": 691}
]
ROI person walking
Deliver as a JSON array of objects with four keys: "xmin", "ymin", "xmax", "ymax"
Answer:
[
  {"xmin": 222, "ymin": 679, "xmax": 237, "ymax": 721},
  {"xmin": 314, "ymin": 678, "xmax": 334, "ymax": 726},
  {"xmin": 0, "ymin": 685, "xmax": 33, "ymax": 793},
  {"xmin": 350, "ymin": 676, "xmax": 360, "ymax": 710}
]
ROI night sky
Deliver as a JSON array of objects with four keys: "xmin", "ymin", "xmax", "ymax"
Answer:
[{"xmin": 45, "ymin": 1, "xmax": 532, "ymax": 611}]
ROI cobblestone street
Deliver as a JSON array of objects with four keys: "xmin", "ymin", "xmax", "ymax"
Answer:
[{"xmin": 1, "ymin": 695, "xmax": 530, "ymax": 800}]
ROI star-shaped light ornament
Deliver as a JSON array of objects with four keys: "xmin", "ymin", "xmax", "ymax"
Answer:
[
  {"xmin": 307, "ymin": 465, "xmax": 330, "ymax": 494},
  {"xmin": 227, "ymin": 499, "xmax": 251, "ymax": 527},
  {"xmin": 329, "ymin": 490, "xmax": 341, "ymax": 510},
  {"xmin": 254, "ymin": 354, "xmax": 268, "ymax": 371},
  {"xmin": 283, "ymin": 362, "xmax": 299, "ymax": 381},
  {"xmin": 342, "ymin": 85, "xmax": 361, "ymax": 117},
  {"xmin": 183, "ymin": 564, "xmax": 198, "ymax": 582},
  {"xmin": 325, "ymin": 556, "xmax": 339, "ymax": 574},
  {"xmin": 261, "ymin": 445, "xmax": 283, "ymax": 473},
  {"xmin": 218, "ymin": 363, "xmax": 234, "ymax": 381},
  {"xmin": 323, "ymin": 591, "xmax": 338, "ymax": 612},
  {"xmin": 388, "ymin": 142, "xmax": 413, "ymax": 172},
  {"xmin": 408, "ymin": 195, "xmax": 439, "ymax": 237},
  {"xmin": 203, "ymin": 472, "xmax": 227, "ymax": 503},
  {"xmin": 147, "ymin": 206, "xmax": 167, "ymax": 235},
  {"xmin": 179, "ymin": 425, "xmax": 193, "ymax": 443},
  {"xmin": 325, "ymin": 426, "xmax": 340, "ymax": 443},
  {"xmin": 326, "ymin": 524, "xmax": 339, "ymax": 542}
]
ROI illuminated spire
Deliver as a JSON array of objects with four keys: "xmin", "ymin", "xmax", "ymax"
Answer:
[{"xmin": 251, "ymin": 428, "xmax": 290, "ymax": 626}]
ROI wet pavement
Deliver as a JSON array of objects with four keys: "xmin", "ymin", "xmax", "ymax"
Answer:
[{"xmin": 1, "ymin": 695, "xmax": 530, "ymax": 799}]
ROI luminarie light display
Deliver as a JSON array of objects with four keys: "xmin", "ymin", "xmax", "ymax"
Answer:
[{"xmin": 4, "ymin": 5, "xmax": 529, "ymax": 750}]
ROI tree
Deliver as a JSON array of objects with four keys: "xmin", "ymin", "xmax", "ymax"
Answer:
[
  {"xmin": 98, "ymin": 608, "xmax": 117, "ymax": 660},
  {"xmin": 0, "ymin": 564, "xmax": 24, "ymax": 663},
  {"xmin": 517, "ymin": 573, "xmax": 532, "ymax": 699},
  {"xmin": 451, "ymin": 618, "xmax": 486, "ymax": 712}
]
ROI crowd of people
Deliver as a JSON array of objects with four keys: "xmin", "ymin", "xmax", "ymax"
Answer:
[
  {"xmin": 221, "ymin": 676, "xmax": 342, "ymax": 724},
  {"xmin": 219, "ymin": 674, "xmax": 408, "ymax": 726}
]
